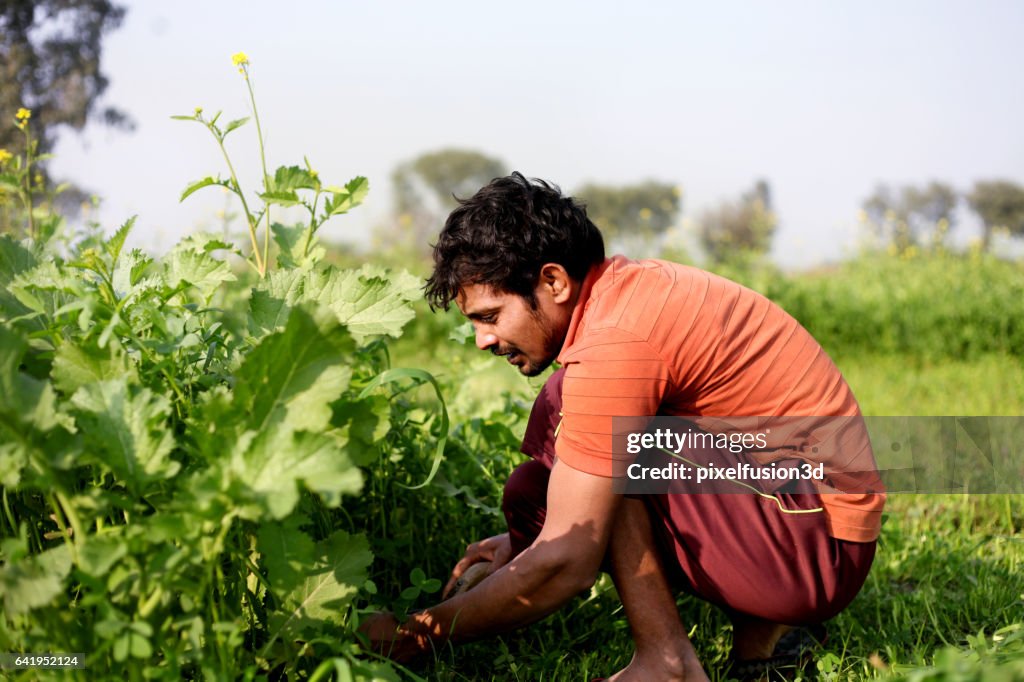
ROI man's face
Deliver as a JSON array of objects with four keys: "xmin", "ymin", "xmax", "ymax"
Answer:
[{"xmin": 456, "ymin": 280, "xmax": 572, "ymax": 377}]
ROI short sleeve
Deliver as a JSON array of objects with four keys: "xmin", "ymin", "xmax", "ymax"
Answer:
[{"xmin": 555, "ymin": 337, "xmax": 672, "ymax": 477}]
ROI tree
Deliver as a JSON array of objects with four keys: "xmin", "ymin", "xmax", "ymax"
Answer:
[
  {"xmin": 967, "ymin": 180, "xmax": 1024, "ymax": 252},
  {"xmin": 573, "ymin": 180, "xmax": 680, "ymax": 253},
  {"xmin": 699, "ymin": 179, "xmax": 777, "ymax": 265},
  {"xmin": 386, "ymin": 148, "xmax": 506, "ymax": 254},
  {"xmin": 861, "ymin": 181, "xmax": 957, "ymax": 253},
  {"xmin": 1, "ymin": 0, "xmax": 130, "ymax": 157}
]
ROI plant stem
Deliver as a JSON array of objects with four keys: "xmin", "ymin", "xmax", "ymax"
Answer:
[
  {"xmin": 47, "ymin": 492, "xmax": 80, "ymax": 563},
  {"xmin": 303, "ymin": 189, "xmax": 322, "ymax": 258},
  {"xmin": 244, "ymin": 74, "xmax": 272, "ymax": 275},
  {"xmin": 22, "ymin": 126, "xmax": 35, "ymax": 240},
  {"xmin": 210, "ymin": 130, "xmax": 264, "ymax": 276},
  {"xmin": 2, "ymin": 487, "xmax": 17, "ymax": 535}
]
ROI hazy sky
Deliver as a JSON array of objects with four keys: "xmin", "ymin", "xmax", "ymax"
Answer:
[{"xmin": 51, "ymin": 0, "xmax": 1024, "ymax": 267}]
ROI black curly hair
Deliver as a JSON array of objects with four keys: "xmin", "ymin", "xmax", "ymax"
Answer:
[{"xmin": 424, "ymin": 172, "xmax": 605, "ymax": 310}]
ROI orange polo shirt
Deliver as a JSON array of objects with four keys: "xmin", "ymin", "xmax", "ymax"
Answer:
[{"xmin": 554, "ymin": 256, "xmax": 885, "ymax": 543}]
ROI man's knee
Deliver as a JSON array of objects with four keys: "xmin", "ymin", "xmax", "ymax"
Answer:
[
  {"xmin": 502, "ymin": 459, "xmax": 550, "ymax": 514},
  {"xmin": 502, "ymin": 459, "xmax": 550, "ymax": 556}
]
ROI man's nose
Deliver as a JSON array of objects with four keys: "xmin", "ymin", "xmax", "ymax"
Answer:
[{"xmin": 475, "ymin": 328, "xmax": 498, "ymax": 351}]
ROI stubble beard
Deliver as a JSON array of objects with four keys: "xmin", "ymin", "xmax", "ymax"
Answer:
[{"xmin": 518, "ymin": 310, "xmax": 563, "ymax": 376}]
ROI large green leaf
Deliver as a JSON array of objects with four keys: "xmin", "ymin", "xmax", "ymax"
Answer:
[
  {"xmin": 247, "ymin": 282, "xmax": 294, "ymax": 339},
  {"xmin": 70, "ymin": 379, "xmax": 180, "ymax": 488},
  {"xmin": 321, "ymin": 266, "xmax": 422, "ymax": 341},
  {"xmin": 0, "ymin": 235, "xmax": 38, "ymax": 320},
  {"xmin": 111, "ymin": 248, "xmax": 156, "ymax": 300},
  {"xmin": 0, "ymin": 326, "xmax": 66, "ymax": 432},
  {"xmin": 52, "ymin": 340, "xmax": 137, "ymax": 395},
  {"xmin": 331, "ymin": 394, "xmax": 391, "ymax": 466},
  {"xmin": 248, "ymin": 264, "xmax": 422, "ymax": 343},
  {"xmin": 163, "ymin": 238, "xmax": 236, "ymax": 302},
  {"xmin": 209, "ymin": 307, "xmax": 362, "ymax": 517},
  {"xmin": 0, "ymin": 534, "xmax": 72, "ymax": 616},
  {"xmin": 271, "ymin": 222, "xmax": 324, "ymax": 270},
  {"xmin": 0, "ymin": 328, "xmax": 78, "ymax": 485},
  {"xmin": 261, "ymin": 529, "xmax": 371, "ymax": 644},
  {"xmin": 228, "ymin": 427, "xmax": 363, "ymax": 519},
  {"xmin": 234, "ymin": 306, "xmax": 353, "ymax": 434},
  {"xmin": 0, "ymin": 235, "xmax": 37, "ymax": 287},
  {"xmin": 8, "ymin": 260, "xmax": 85, "ymax": 316},
  {"xmin": 258, "ymin": 518, "xmax": 316, "ymax": 591}
]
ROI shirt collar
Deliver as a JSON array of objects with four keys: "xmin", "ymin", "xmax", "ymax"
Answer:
[{"xmin": 556, "ymin": 257, "xmax": 616, "ymax": 363}]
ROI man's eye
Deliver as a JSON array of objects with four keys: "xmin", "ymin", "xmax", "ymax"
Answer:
[{"xmin": 479, "ymin": 315, "xmax": 496, "ymax": 324}]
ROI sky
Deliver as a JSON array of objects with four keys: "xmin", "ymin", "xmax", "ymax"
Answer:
[{"xmin": 50, "ymin": 0, "xmax": 1024, "ymax": 268}]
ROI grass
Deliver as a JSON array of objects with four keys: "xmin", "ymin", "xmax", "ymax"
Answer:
[{"xmin": 838, "ymin": 353, "xmax": 1024, "ymax": 417}]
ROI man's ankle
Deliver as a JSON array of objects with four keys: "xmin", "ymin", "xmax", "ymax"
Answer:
[{"xmin": 731, "ymin": 618, "xmax": 794, "ymax": 660}]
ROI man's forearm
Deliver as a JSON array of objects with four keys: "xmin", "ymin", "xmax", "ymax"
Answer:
[{"xmin": 403, "ymin": 539, "xmax": 596, "ymax": 646}]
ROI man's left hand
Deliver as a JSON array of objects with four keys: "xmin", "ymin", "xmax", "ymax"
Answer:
[{"xmin": 357, "ymin": 611, "xmax": 431, "ymax": 663}]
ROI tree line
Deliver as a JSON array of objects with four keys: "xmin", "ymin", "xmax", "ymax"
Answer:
[{"xmin": 381, "ymin": 148, "xmax": 1024, "ymax": 264}]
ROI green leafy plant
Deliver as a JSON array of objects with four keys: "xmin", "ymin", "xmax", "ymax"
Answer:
[{"xmin": 0, "ymin": 53, "xmax": 447, "ymax": 681}]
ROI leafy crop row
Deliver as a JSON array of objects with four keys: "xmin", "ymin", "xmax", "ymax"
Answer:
[
  {"xmin": 0, "ymin": 215, "xmax": 446, "ymax": 678},
  {"xmin": 0, "ymin": 57, "xmax": 460, "ymax": 681},
  {"xmin": 717, "ymin": 253, "xmax": 1024, "ymax": 361}
]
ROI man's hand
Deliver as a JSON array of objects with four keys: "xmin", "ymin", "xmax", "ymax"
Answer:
[
  {"xmin": 357, "ymin": 611, "xmax": 432, "ymax": 664},
  {"xmin": 363, "ymin": 461, "xmax": 619, "ymax": 652},
  {"xmin": 443, "ymin": 532, "xmax": 512, "ymax": 598}
]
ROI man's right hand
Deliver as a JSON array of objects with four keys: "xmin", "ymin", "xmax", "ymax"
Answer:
[{"xmin": 443, "ymin": 532, "xmax": 512, "ymax": 598}]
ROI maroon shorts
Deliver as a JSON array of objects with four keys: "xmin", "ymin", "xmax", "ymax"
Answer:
[{"xmin": 505, "ymin": 369, "xmax": 876, "ymax": 625}]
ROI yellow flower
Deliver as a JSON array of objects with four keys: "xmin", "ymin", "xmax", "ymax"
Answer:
[
  {"xmin": 0, "ymin": 149, "xmax": 11, "ymax": 164},
  {"xmin": 15, "ymin": 107, "xmax": 31, "ymax": 121},
  {"xmin": 231, "ymin": 52, "xmax": 250, "ymax": 75},
  {"xmin": 194, "ymin": 106, "xmax": 203, "ymax": 116}
]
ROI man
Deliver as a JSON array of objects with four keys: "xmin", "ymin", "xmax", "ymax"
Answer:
[{"xmin": 362, "ymin": 173, "xmax": 884, "ymax": 681}]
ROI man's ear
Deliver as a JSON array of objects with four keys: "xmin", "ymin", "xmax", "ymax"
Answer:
[{"xmin": 537, "ymin": 263, "xmax": 574, "ymax": 304}]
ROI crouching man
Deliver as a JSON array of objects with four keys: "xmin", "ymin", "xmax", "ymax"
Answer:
[{"xmin": 360, "ymin": 173, "xmax": 884, "ymax": 681}]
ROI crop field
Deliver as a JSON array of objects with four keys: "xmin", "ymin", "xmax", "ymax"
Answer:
[{"xmin": 1, "ymin": 73, "xmax": 1023, "ymax": 681}]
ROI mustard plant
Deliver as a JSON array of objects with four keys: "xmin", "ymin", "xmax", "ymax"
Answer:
[{"xmin": 174, "ymin": 52, "xmax": 368, "ymax": 277}]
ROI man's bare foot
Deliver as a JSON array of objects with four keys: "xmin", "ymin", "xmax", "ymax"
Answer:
[
  {"xmin": 605, "ymin": 648, "xmax": 710, "ymax": 682},
  {"xmin": 731, "ymin": 614, "xmax": 795, "ymax": 661}
]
